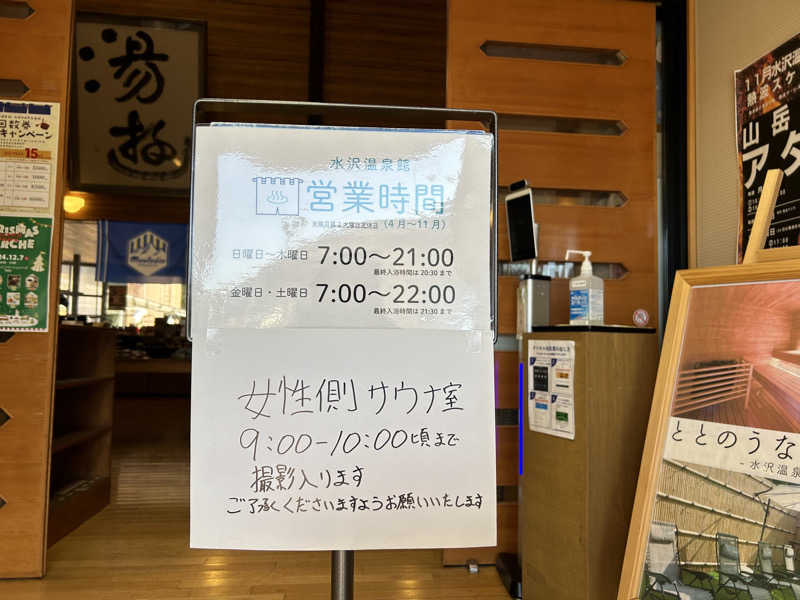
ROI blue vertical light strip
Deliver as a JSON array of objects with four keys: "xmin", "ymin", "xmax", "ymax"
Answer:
[{"xmin": 519, "ymin": 361, "xmax": 524, "ymax": 476}]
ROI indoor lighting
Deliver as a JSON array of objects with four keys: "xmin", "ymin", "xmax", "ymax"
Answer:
[{"xmin": 63, "ymin": 194, "xmax": 85, "ymax": 214}]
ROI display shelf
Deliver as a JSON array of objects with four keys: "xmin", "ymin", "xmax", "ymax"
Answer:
[
  {"xmin": 47, "ymin": 476, "xmax": 111, "ymax": 547},
  {"xmin": 48, "ymin": 326, "xmax": 116, "ymax": 547},
  {"xmin": 54, "ymin": 375, "xmax": 115, "ymax": 390},
  {"xmin": 52, "ymin": 427, "xmax": 111, "ymax": 455}
]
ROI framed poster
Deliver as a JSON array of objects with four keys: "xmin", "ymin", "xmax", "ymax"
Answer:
[
  {"xmin": 618, "ymin": 260, "xmax": 800, "ymax": 600},
  {"xmin": 735, "ymin": 33, "xmax": 800, "ymax": 262},
  {"xmin": 70, "ymin": 13, "xmax": 205, "ymax": 195}
]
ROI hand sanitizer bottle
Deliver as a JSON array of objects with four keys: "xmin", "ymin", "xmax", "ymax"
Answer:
[{"xmin": 565, "ymin": 250, "xmax": 604, "ymax": 325}]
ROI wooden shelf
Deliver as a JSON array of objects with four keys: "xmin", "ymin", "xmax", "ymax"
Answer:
[
  {"xmin": 48, "ymin": 325, "xmax": 116, "ymax": 552},
  {"xmin": 115, "ymin": 359, "xmax": 190, "ymax": 374},
  {"xmin": 55, "ymin": 375, "xmax": 115, "ymax": 390},
  {"xmin": 48, "ymin": 476, "xmax": 111, "ymax": 547},
  {"xmin": 52, "ymin": 427, "xmax": 111, "ymax": 455}
]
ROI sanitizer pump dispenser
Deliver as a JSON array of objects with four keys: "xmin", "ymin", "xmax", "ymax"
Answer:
[{"xmin": 565, "ymin": 250, "xmax": 604, "ymax": 325}]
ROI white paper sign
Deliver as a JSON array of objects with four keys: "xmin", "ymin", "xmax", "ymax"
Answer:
[
  {"xmin": 527, "ymin": 339, "xmax": 576, "ymax": 440},
  {"xmin": 190, "ymin": 124, "xmax": 496, "ymax": 551},
  {"xmin": 0, "ymin": 100, "xmax": 59, "ymax": 216}
]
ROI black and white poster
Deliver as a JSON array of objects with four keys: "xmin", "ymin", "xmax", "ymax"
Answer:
[{"xmin": 736, "ymin": 33, "xmax": 800, "ymax": 261}]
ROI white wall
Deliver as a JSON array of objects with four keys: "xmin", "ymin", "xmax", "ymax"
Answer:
[{"xmin": 695, "ymin": 0, "xmax": 800, "ymax": 266}]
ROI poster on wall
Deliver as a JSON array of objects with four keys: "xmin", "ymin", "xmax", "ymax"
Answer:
[
  {"xmin": 190, "ymin": 123, "xmax": 497, "ymax": 551},
  {"xmin": 71, "ymin": 13, "xmax": 205, "ymax": 194},
  {"xmin": 527, "ymin": 339, "xmax": 575, "ymax": 440},
  {"xmin": 0, "ymin": 100, "xmax": 59, "ymax": 217},
  {"xmin": 0, "ymin": 99, "xmax": 58, "ymax": 333},
  {"xmin": 0, "ymin": 217, "xmax": 52, "ymax": 332},
  {"xmin": 735, "ymin": 33, "xmax": 800, "ymax": 261}
]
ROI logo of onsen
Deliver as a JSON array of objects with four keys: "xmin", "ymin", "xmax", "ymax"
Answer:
[{"xmin": 127, "ymin": 231, "xmax": 168, "ymax": 276}]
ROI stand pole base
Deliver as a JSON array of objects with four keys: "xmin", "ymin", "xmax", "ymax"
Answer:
[
  {"xmin": 331, "ymin": 550, "xmax": 354, "ymax": 600},
  {"xmin": 496, "ymin": 552, "xmax": 522, "ymax": 599}
]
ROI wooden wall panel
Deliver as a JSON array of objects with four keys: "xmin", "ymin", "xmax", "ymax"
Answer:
[
  {"xmin": 0, "ymin": 0, "xmax": 74, "ymax": 578},
  {"xmin": 448, "ymin": 0, "xmax": 657, "ymax": 567},
  {"xmin": 495, "ymin": 351, "xmax": 519, "ymax": 410},
  {"xmin": 495, "ymin": 425, "xmax": 518, "ymax": 487},
  {"xmin": 442, "ymin": 501, "xmax": 518, "ymax": 566},
  {"xmin": 497, "ymin": 276, "xmax": 517, "ymax": 335},
  {"xmin": 449, "ymin": 0, "xmax": 658, "ymax": 327},
  {"xmin": 680, "ymin": 282, "xmax": 797, "ymax": 367},
  {"xmin": 66, "ymin": 0, "xmax": 311, "ymax": 222},
  {"xmin": 322, "ymin": 0, "xmax": 446, "ymax": 107}
]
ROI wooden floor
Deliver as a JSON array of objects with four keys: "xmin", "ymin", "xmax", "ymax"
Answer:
[{"xmin": 1, "ymin": 427, "xmax": 509, "ymax": 599}]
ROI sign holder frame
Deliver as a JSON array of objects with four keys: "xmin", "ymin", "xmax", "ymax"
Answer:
[{"xmin": 187, "ymin": 99, "xmax": 499, "ymax": 599}]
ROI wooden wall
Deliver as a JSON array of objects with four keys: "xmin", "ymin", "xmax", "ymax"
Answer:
[
  {"xmin": 445, "ymin": 0, "xmax": 657, "ymax": 566},
  {"xmin": 322, "ymin": 0, "xmax": 445, "ymax": 107},
  {"xmin": 680, "ymin": 282, "xmax": 798, "ymax": 367},
  {"xmin": 0, "ymin": 0, "xmax": 74, "ymax": 577}
]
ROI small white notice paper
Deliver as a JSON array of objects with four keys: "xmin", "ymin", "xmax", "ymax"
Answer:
[{"xmin": 527, "ymin": 339, "xmax": 576, "ymax": 440}]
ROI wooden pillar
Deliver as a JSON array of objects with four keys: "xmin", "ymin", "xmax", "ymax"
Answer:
[{"xmin": 0, "ymin": 0, "xmax": 74, "ymax": 578}]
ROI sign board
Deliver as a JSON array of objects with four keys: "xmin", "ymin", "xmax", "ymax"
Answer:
[
  {"xmin": 527, "ymin": 339, "xmax": 575, "ymax": 440},
  {"xmin": 189, "ymin": 108, "xmax": 497, "ymax": 551},
  {"xmin": 0, "ymin": 99, "xmax": 58, "ymax": 332},
  {"xmin": 735, "ymin": 33, "xmax": 800, "ymax": 261}
]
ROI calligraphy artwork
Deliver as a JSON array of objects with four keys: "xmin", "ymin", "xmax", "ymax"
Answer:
[
  {"xmin": 618, "ymin": 264, "xmax": 800, "ymax": 600},
  {"xmin": 736, "ymin": 33, "xmax": 800, "ymax": 261},
  {"xmin": 71, "ymin": 13, "xmax": 205, "ymax": 194}
]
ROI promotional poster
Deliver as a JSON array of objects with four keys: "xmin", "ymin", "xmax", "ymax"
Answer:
[{"xmin": 736, "ymin": 34, "xmax": 800, "ymax": 261}]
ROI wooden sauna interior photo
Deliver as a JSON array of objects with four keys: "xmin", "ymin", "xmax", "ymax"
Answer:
[{"xmin": 675, "ymin": 281, "xmax": 800, "ymax": 432}]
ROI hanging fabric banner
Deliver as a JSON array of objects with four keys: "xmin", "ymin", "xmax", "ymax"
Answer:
[{"xmin": 96, "ymin": 220, "xmax": 187, "ymax": 283}]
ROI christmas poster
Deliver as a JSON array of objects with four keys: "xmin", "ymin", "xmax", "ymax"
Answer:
[
  {"xmin": 735, "ymin": 33, "xmax": 800, "ymax": 261},
  {"xmin": 0, "ymin": 217, "xmax": 52, "ymax": 332}
]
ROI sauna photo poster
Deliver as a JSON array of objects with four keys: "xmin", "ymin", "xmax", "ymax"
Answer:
[{"xmin": 618, "ymin": 263, "xmax": 800, "ymax": 600}]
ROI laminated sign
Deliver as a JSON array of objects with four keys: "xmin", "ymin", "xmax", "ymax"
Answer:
[
  {"xmin": 527, "ymin": 340, "xmax": 576, "ymax": 440},
  {"xmin": 190, "ymin": 123, "xmax": 496, "ymax": 550}
]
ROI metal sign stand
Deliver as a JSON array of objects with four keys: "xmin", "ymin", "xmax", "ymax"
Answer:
[
  {"xmin": 331, "ymin": 550, "xmax": 354, "ymax": 600},
  {"xmin": 189, "ymin": 100, "xmax": 499, "ymax": 599}
]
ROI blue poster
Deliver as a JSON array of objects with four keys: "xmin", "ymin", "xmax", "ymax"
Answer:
[{"xmin": 96, "ymin": 221, "xmax": 187, "ymax": 283}]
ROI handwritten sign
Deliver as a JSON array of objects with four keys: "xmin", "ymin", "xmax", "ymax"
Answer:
[{"xmin": 190, "ymin": 124, "xmax": 496, "ymax": 550}]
